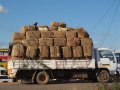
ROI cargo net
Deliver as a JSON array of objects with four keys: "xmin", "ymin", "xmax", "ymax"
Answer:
[{"xmin": 9, "ymin": 22, "xmax": 93, "ymax": 68}]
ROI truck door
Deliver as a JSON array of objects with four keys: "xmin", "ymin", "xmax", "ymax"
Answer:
[
  {"xmin": 98, "ymin": 49, "xmax": 117, "ymax": 72},
  {"xmin": 114, "ymin": 53, "xmax": 120, "ymax": 74}
]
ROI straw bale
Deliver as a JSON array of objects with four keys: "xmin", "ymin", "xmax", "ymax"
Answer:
[
  {"xmin": 54, "ymin": 31, "xmax": 66, "ymax": 38},
  {"xmin": 39, "ymin": 46, "xmax": 50, "ymax": 58},
  {"xmin": 50, "ymin": 46, "xmax": 61, "ymax": 58},
  {"xmin": 62, "ymin": 46, "xmax": 72, "ymax": 58},
  {"xmin": 39, "ymin": 38, "xmax": 53, "ymax": 46},
  {"xmin": 54, "ymin": 38, "xmax": 66, "ymax": 46},
  {"xmin": 41, "ymin": 31, "xmax": 54, "ymax": 38},
  {"xmin": 11, "ymin": 43, "xmax": 25, "ymax": 57},
  {"xmin": 26, "ymin": 31, "xmax": 40, "ymax": 39}
]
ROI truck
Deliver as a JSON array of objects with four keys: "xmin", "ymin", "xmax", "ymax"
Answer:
[
  {"xmin": 7, "ymin": 23, "xmax": 118, "ymax": 84},
  {"xmin": 7, "ymin": 48, "xmax": 117, "ymax": 84}
]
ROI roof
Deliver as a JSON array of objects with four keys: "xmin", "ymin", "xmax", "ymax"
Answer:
[
  {"xmin": 0, "ymin": 55, "xmax": 8, "ymax": 60},
  {"xmin": 0, "ymin": 48, "xmax": 8, "ymax": 52},
  {"xmin": 97, "ymin": 48, "xmax": 111, "ymax": 51}
]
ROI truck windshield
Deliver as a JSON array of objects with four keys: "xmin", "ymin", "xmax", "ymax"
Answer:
[{"xmin": 99, "ymin": 50, "xmax": 114, "ymax": 60}]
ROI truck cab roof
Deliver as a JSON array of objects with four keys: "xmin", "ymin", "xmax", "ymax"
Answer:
[{"xmin": 96, "ymin": 48, "xmax": 112, "ymax": 51}]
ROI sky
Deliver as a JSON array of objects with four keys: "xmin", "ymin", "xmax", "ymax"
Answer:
[{"xmin": 0, "ymin": 0, "xmax": 120, "ymax": 51}]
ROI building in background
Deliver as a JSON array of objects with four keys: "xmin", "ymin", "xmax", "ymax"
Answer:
[{"xmin": 0, "ymin": 48, "xmax": 8, "ymax": 69}]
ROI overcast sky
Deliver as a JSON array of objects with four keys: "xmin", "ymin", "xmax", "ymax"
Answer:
[{"xmin": 0, "ymin": 0, "xmax": 120, "ymax": 50}]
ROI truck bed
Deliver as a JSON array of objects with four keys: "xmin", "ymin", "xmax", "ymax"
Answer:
[{"xmin": 8, "ymin": 59, "xmax": 95, "ymax": 70}]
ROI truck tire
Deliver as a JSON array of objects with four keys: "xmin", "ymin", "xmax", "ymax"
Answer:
[
  {"xmin": 36, "ymin": 71, "xmax": 49, "ymax": 84},
  {"xmin": 97, "ymin": 70, "xmax": 110, "ymax": 83}
]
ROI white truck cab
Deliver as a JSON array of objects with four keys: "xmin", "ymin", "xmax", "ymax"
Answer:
[{"xmin": 96, "ymin": 48, "xmax": 117, "ymax": 74}]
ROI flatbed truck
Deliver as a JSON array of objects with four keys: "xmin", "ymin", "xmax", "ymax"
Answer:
[{"xmin": 8, "ymin": 48, "xmax": 117, "ymax": 84}]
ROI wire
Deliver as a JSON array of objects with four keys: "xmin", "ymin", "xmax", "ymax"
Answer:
[
  {"xmin": 90, "ymin": 0, "xmax": 117, "ymax": 34},
  {"xmin": 100, "ymin": 0, "xmax": 120, "ymax": 47}
]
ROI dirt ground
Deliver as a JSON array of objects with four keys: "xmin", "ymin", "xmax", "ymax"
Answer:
[{"xmin": 0, "ymin": 80, "xmax": 118, "ymax": 90}]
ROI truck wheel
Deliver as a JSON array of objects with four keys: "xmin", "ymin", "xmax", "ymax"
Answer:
[
  {"xmin": 97, "ymin": 70, "xmax": 110, "ymax": 83},
  {"xmin": 36, "ymin": 71, "xmax": 49, "ymax": 84}
]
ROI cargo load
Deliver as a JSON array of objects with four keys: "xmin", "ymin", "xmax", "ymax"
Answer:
[
  {"xmin": 81, "ymin": 38, "xmax": 93, "ymax": 58},
  {"xmin": 50, "ymin": 46, "xmax": 61, "ymax": 58},
  {"xmin": 39, "ymin": 46, "xmax": 50, "ymax": 59},
  {"xmin": 11, "ymin": 43, "xmax": 25, "ymax": 58},
  {"xmin": 73, "ymin": 38, "xmax": 81, "ymax": 46},
  {"xmin": 21, "ymin": 26, "xmax": 37, "ymax": 35},
  {"xmin": 53, "ymin": 31, "xmax": 66, "ymax": 38},
  {"xmin": 26, "ymin": 31, "xmax": 40, "ymax": 39},
  {"xmin": 26, "ymin": 46, "xmax": 39, "ymax": 59},
  {"xmin": 41, "ymin": 31, "xmax": 54, "ymax": 38},
  {"xmin": 58, "ymin": 27, "xmax": 67, "ymax": 31},
  {"xmin": 73, "ymin": 46, "xmax": 83, "ymax": 58},
  {"xmin": 83, "ymin": 45, "xmax": 93, "ymax": 58},
  {"xmin": 81, "ymin": 38, "xmax": 93, "ymax": 46},
  {"xmin": 12, "ymin": 32, "xmax": 25, "ymax": 41},
  {"xmin": 12, "ymin": 40, "xmax": 22, "ymax": 44},
  {"xmin": 51, "ymin": 22, "xmax": 66, "ymax": 28},
  {"xmin": 38, "ymin": 26, "xmax": 49, "ymax": 31},
  {"xmin": 66, "ymin": 31, "xmax": 77, "ymax": 38},
  {"xmin": 77, "ymin": 28, "xmax": 89, "ymax": 38},
  {"xmin": 10, "ymin": 22, "xmax": 93, "ymax": 60},
  {"xmin": 39, "ymin": 38, "xmax": 53, "ymax": 46},
  {"xmin": 67, "ymin": 27, "xmax": 74, "ymax": 31},
  {"xmin": 62, "ymin": 46, "xmax": 72, "ymax": 58},
  {"xmin": 22, "ymin": 39, "xmax": 39, "ymax": 47},
  {"xmin": 66, "ymin": 37, "xmax": 75, "ymax": 46},
  {"xmin": 54, "ymin": 38, "xmax": 66, "ymax": 46},
  {"xmin": 49, "ymin": 26, "xmax": 58, "ymax": 31}
]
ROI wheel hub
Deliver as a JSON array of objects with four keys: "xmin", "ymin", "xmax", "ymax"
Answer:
[{"xmin": 100, "ymin": 73, "xmax": 108, "ymax": 80}]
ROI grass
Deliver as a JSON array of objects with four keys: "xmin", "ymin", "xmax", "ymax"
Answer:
[{"xmin": 98, "ymin": 82, "xmax": 120, "ymax": 90}]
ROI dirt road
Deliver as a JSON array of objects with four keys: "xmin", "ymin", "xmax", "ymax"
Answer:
[
  {"xmin": 0, "ymin": 79, "xmax": 119, "ymax": 90},
  {"xmin": 0, "ymin": 83, "xmax": 100, "ymax": 90}
]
